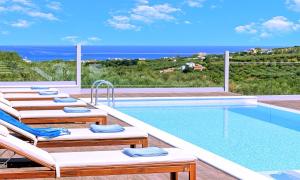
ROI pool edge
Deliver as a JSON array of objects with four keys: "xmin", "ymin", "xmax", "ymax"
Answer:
[{"xmin": 81, "ymin": 96, "xmax": 272, "ymax": 180}]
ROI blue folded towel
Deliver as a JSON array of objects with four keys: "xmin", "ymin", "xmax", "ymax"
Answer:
[
  {"xmin": 31, "ymin": 86, "xmax": 50, "ymax": 90},
  {"xmin": 63, "ymin": 107, "xmax": 91, "ymax": 113},
  {"xmin": 54, "ymin": 97, "xmax": 78, "ymax": 103},
  {"xmin": 122, "ymin": 147, "xmax": 168, "ymax": 157},
  {"xmin": 38, "ymin": 91, "xmax": 58, "ymax": 95},
  {"xmin": 0, "ymin": 110, "xmax": 70, "ymax": 138},
  {"xmin": 90, "ymin": 124, "xmax": 125, "ymax": 133},
  {"xmin": 34, "ymin": 128, "xmax": 71, "ymax": 139}
]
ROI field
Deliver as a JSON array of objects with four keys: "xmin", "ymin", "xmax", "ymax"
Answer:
[{"xmin": 0, "ymin": 47, "xmax": 300, "ymax": 95}]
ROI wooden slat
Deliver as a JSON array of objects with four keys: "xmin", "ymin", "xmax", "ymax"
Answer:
[
  {"xmin": 15, "ymin": 105, "xmax": 87, "ymax": 111},
  {"xmin": 6, "ymin": 97, "xmax": 57, "ymax": 101},
  {"xmin": 36, "ymin": 137, "xmax": 149, "ymax": 148},
  {"xmin": 0, "ymin": 162, "xmax": 196, "ymax": 179},
  {"xmin": 21, "ymin": 116, "xmax": 107, "ymax": 125}
]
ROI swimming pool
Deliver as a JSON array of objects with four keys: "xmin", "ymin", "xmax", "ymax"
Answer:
[{"xmin": 114, "ymin": 99, "xmax": 300, "ymax": 173}]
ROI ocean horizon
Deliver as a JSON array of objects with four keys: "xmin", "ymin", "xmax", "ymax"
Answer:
[{"xmin": 0, "ymin": 45, "xmax": 280, "ymax": 61}]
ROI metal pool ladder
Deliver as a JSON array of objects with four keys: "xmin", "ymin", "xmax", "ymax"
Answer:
[{"xmin": 90, "ymin": 80, "xmax": 115, "ymax": 106}]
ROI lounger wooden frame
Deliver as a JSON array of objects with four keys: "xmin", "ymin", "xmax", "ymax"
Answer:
[
  {"xmin": 35, "ymin": 137, "xmax": 149, "ymax": 148},
  {"xmin": 20, "ymin": 116, "xmax": 107, "ymax": 125},
  {"xmin": 14, "ymin": 104, "xmax": 87, "ymax": 111},
  {"xmin": 2, "ymin": 92, "xmax": 41, "ymax": 94},
  {"xmin": 5, "ymin": 97, "xmax": 63, "ymax": 101},
  {"xmin": 0, "ymin": 161, "xmax": 196, "ymax": 180}
]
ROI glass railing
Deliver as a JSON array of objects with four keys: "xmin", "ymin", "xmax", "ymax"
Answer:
[
  {"xmin": 0, "ymin": 46, "xmax": 76, "ymax": 86},
  {"xmin": 3, "ymin": 45, "xmax": 300, "ymax": 96},
  {"xmin": 81, "ymin": 46, "xmax": 225, "ymax": 88},
  {"xmin": 230, "ymin": 50, "xmax": 300, "ymax": 95}
]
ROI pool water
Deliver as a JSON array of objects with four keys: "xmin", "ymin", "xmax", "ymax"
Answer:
[{"xmin": 117, "ymin": 104, "xmax": 300, "ymax": 172}]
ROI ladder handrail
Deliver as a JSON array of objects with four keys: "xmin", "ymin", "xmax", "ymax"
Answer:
[
  {"xmin": 91, "ymin": 80, "xmax": 115, "ymax": 106},
  {"xmin": 90, "ymin": 80, "xmax": 106, "ymax": 104}
]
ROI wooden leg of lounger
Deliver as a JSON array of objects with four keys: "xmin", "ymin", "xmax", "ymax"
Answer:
[
  {"xmin": 96, "ymin": 118, "xmax": 107, "ymax": 125},
  {"xmin": 189, "ymin": 163, "xmax": 197, "ymax": 180},
  {"xmin": 142, "ymin": 138, "xmax": 149, "ymax": 148},
  {"xmin": 170, "ymin": 172, "xmax": 178, "ymax": 180}
]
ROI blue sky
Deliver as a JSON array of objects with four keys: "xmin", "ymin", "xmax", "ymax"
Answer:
[{"xmin": 0, "ymin": 0, "xmax": 300, "ymax": 46}]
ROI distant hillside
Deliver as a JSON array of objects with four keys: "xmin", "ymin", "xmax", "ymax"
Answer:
[{"xmin": 272, "ymin": 46, "xmax": 300, "ymax": 54}]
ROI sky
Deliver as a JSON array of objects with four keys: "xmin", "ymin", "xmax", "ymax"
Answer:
[{"xmin": 0, "ymin": 0, "xmax": 300, "ymax": 46}]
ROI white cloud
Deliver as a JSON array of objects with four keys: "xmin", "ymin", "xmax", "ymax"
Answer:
[
  {"xmin": 0, "ymin": 0, "xmax": 8, "ymax": 4},
  {"xmin": 108, "ymin": 2, "xmax": 180, "ymax": 30},
  {"xmin": 235, "ymin": 16, "xmax": 300, "ymax": 39},
  {"xmin": 62, "ymin": 36, "xmax": 79, "ymax": 43},
  {"xmin": 136, "ymin": 0, "xmax": 148, "ymax": 4},
  {"xmin": 27, "ymin": 11, "xmax": 58, "ymax": 20},
  {"xmin": 210, "ymin": 5, "xmax": 217, "ymax": 9},
  {"xmin": 0, "ymin": 6, "xmax": 6, "ymax": 11},
  {"xmin": 0, "ymin": 0, "xmax": 60, "ymax": 21},
  {"xmin": 131, "ymin": 4, "xmax": 180, "ymax": 23},
  {"xmin": 262, "ymin": 16, "xmax": 300, "ymax": 32},
  {"xmin": 259, "ymin": 32, "xmax": 271, "ymax": 38},
  {"xmin": 108, "ymin": 15, "xmax": 139, "ymax": 30},
  {"xmin": 8, "ymin": 5, "xmax": 26, "ymax": 12},
  {"xmin": 62, "ymin": 36, "xmax": 101, "ymax": 45},
  {"xmin": 11, "ymin": 0, "xmax": 34, "ymax": 7},
  {"xmin": 235, "ymin": 23, "xmax": 257, "ymax": 34},
  {"xmin": 47, "ymin": 1, "xmax": 61, "ymax": 11},
  {"xmin": 11, "ymin": 19, "xmax": 30, "ymax": 28},
  {"xmin": 186, "ymin": 0, "xmax": 206, "ymax": 8},
  {"xmin": 286, "ymin": 0, "xmax": 300, "ymax": 12},
  {"xmin": 88, "ymin": 37, "xmax": 101, "ymax": 41},
  {"xmin": 184, "ymin": 20, "xmax": 191, "ymax": 24}
]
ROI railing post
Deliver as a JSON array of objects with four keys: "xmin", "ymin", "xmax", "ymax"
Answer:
[
  {"xmin": 224, "ymin": 51, "xmax": 230, "ymax": 92},
  {"xmin": 76, "ymin": 44, "xmax": 82, "ymax": 88}
]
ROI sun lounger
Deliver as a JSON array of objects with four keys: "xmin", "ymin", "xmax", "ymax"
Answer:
[
  {"xmin": 0, "ymin": 99, "xmax": 88, "ymax": 110},
  {"xmin": 0, "ymin": 87, "xmax": 58, "ymax": 94},
  {"xmin": 0, "ymin": 118, "xmax": 148, "ymax": 148},
  {"xmin": 0, "ymin": 92, "xmax": 69, "ymax": 101},
  {"xmin": 0, "ymin": 102, "xmax": 107, "ymax": 124},
  {"xmin": 0, "ymin": 125, "xmax": 196, "ymax": 179}
]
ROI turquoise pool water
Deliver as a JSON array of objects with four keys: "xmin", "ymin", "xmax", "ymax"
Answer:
[{"xmin": 117, "ymin": 104, "xmax": 300, "ymax": 172}]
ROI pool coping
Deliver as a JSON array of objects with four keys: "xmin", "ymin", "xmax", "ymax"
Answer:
[
  {"xmin": 259, "ymin": 102, "xmax": 300, "ymax": 115},
  {"xmin": 81, "ymin": 96, "xmax": 271, "ymax": 180}
]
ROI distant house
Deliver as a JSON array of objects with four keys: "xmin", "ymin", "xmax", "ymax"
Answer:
[
  {"xmin": 197, "ymin": 53, "xmax": 206, "ymax": 60},
  {"xmin": 23, "ymin": 57, "xmax": 31, "ymax": 63},
  {"xmin": 181, "ymin": 62, "xmax": 205, "ymax": 73},
  {"xmin": 186, "ymin": 62, "xmax": 195, "ymax": 68},
  {"xmin": 194, "ymin": 64, "xmax": 205, "ymax": 71}
]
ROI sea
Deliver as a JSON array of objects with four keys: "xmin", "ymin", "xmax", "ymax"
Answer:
[{"xmin": 0, "ymin": 46, "xmax": 279, "ymax": 62}]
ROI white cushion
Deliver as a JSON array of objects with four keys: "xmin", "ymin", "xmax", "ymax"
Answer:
[
  {"xmin": 0, "ymin": 135, "xmax": 56, "ymax": 169},
  {"xmin": 0, "ymin": 98, "xmax": 11, "ymax": 107},
  {"xmin": 38, "ymin": 127, "xmax": 148, "ymax": 141},
  {"xmin": 0, "ymin": 88, "xmax": 58, "ymax": 93},
  {"xmin": 51, "ymin": 148, "xmax": 196, "ymax": 168},
  {"xmin": 0, "ymin": 102, "xmax": 20, "ymax": 118},
  {"xmin": 3, "ymin": 93, "xmax": 69, "ymax": 99},
  {"xmin": 0, "ymin": 125, "xmax": 9, "ymax": 137},
  {"xmin": 10, "ymin": 100, "xmax": 86, "ymax": 108},
  {"xmin": 19, "ymin": 109, "xmax": 107, "ymax": 119},
  {"xmin": 0, "ymin": 119, "xmax": 36, "ymax": 141}
]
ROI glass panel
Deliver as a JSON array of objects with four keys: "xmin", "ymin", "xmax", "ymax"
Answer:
[
  {"xmin": 230, "ymin": 49, "xmax": 300, "ymax": 95},
  {"xmin": 81, "ymin": 46, "xmax": 224, "ymax": 88},
  {"xmin": 0, "ymin": 46, "xmax": 76, "ymax": 84}
]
